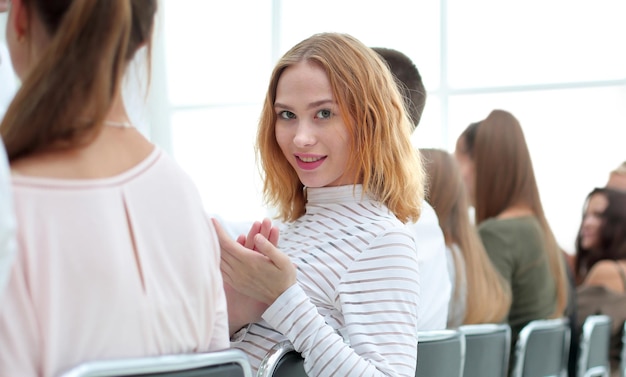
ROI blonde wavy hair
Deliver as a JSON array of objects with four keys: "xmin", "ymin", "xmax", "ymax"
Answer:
[{"xmin": 257, "ymin": 32, "xmax": 424, "ymax": 223}]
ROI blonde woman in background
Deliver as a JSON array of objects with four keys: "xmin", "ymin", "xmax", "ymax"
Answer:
[{"xmin": 421, "ymin": 148, "xmax": 511, "ymax": 327}]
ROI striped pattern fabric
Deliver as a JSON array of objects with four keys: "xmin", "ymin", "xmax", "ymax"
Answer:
[{"xmin": 232, "ymin": 185, "xmax": 420, "ymax": 376}]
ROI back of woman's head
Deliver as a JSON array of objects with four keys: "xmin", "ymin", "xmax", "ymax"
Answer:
[
  {"xmin": 258, "ymin": 32, "xmax": 424, "ymax": 223},
  {"xmin": 461, "ymin": 109, "xmax": 568, "ymax": 318},
  {"xmin": 460, "ymin": 110, "xmax": 542, "ymax": 223},
  {"xmin": 421, "ymin": 148, "xmax": 466, "ymax": 245},
  {"xmin": 1, "ymin": 0, "xmax": 157, "ymax": 161},
  {"xmin": 421, "ymin": 148, "xmax": 511, "ymax": 324}
]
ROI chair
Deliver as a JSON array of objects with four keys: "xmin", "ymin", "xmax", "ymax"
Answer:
[
  {"xmin": 459, "ymin": 323, "xmax": 511, "ymax": 377},
  {"xmin": 620, "ymin": 321, "xmax": 626, "ymax": 377},
  {"xmin": 416, "ymin": 329, "xmax": 466, "ymax": 377},
  {"xmin": 60, "ymin": 348, "xmax": 253, "ymax": 377},
  {"xmin": 577, "ymin": 315, "xmax": 612, "ymax": 377},
  {"xmin": 510, "ymin": 317, "xmax": 571, "ymax": 377},
  {"xmin": 257, "ymin": 340, "xmax": 307, "ymax": 377}
]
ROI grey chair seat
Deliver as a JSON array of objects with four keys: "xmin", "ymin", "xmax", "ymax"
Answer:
[
  {"xmin": 510, "ymin": 317, "xmax": 571, "ymax": 377},
  {"xmin": 416, "ymin": 329, "xmax": 466, "ymax": 377},
  {"xmin": 60, "ymin": 349, "xmax": 253, "ymax": 377},
  {"xmin": 578, "ymin": 314, "xmax": 611, "ymax": 377},
  {"xmin": 459, "ymin": 323, "xmax": 511, "ymax": 377}
]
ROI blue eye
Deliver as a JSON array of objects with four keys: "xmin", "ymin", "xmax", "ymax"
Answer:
[
  {"xmin": 316, "ymin": 109, "xmax": 332, "ymax": 119},
  {"xmin": 278, "ymin": 111, "xmax": 296, "ymax": 120}
]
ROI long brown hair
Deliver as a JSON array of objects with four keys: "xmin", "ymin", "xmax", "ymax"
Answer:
[
  {"xmin": 0, "ymin": 0, "xmax": 157, "ymax": 162},
  {"xmin": 257, "ymin": 33, "xmax": 424, "ymax": 223},
  {"xmin": 457, "ymin": 109, "xmax": 568, "ymax": 318},
  {"xmin": 574, "ymin": 187, "xmax": 626, "ymax": 284},
  {"xmin": 421, "ymin": 148, "xmax": 511, "ymax": 324}
]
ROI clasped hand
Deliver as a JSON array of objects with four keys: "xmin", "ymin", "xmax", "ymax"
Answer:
[{"xmin": 212, "ymin": 218, "xmax": 297, "ymax": 307}]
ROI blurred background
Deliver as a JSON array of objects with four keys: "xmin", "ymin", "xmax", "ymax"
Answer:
[{"xmin": 1, "ymin": 0, "xmax": 625, "ymax": 255}]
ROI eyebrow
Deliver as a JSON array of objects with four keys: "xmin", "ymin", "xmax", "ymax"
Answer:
[{"xmin": 274, "ymin": 99, "xmax": 335, "ymax": 110}]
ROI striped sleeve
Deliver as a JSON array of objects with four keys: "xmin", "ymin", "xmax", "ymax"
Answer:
[{"xmin": 263, "ymin": 228, "xmax": 420, "ymax": 377}]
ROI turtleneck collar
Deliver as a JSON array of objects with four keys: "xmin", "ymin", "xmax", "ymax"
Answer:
[{"xmin": 305, "ymin": 184, "xmax": 369, "ymax": 205}]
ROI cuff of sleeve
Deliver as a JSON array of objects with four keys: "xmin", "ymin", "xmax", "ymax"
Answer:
[{"xmin": 262, "ymin": 283, "xmax": 303, "ymax": 323}]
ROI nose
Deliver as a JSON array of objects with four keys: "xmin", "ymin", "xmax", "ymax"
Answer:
[
  {"xmin": 293, "ymin": 121, "xmax": 316, "ymax": 148},
  {"xmin": 581, "ymin": 215, "xmax": 595, "ymax": 232}
]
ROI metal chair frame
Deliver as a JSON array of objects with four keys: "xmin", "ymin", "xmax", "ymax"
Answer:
[
  {"xmin": 60, "ymin": 349, "xmax": 253, "ymax": 377},
  {"xmin": 577, "ymin": 314, "xmax": 612, "ymax": 377}
]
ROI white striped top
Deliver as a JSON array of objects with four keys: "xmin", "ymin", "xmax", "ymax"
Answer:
[{"xmin": 232, "ymin": 185, "xmax": 420, "ymax": 376}]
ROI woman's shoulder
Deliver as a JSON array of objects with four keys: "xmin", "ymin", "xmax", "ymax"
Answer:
[
  {"xmin": 479, "ymin": 216, "xmax": 540, "ymax": 236},
  {"xmin": 583, "ymin": 260, "xmax": 626, "ymax": 293}
]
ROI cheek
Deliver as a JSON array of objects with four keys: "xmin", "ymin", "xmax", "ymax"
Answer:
[
  {"xmin": 6, "ymin": 38, "xmax": 27, "ymax": 79},
  {"xmin": 274, "ymin": 128, "xmax": 292, "ymax": 158}
]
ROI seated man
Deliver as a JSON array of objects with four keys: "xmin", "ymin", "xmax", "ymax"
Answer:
[{"xmin": 372, "ymin": 47, "xmax": 450, "ymax": 329}]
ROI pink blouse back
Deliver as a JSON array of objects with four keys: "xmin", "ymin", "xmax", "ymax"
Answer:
[{"xmin": 0, "ymin": 148, "xmax": 229, "ymax": 377}]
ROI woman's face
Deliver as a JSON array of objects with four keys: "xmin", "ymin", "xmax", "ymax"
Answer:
[
  {"xmin": 5, "ymin": 0, "xmax": 29, "ymax": 79},
  {"xmin": 5, "ymin": 0, "xmax": 50, "ymax": 80},
  {"xmin": 580, "ymin": 193, "xmax": 609, "ymax": 250},
  {"xmin": 274, "ymin": 61, "xmax": 357, "ymax": 188},
  {"xmin": 454, "ymin": 137, "xmax": 476, "ymax": 205}
]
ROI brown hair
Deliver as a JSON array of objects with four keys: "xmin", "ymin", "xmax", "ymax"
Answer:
[
  {"xmin": 371, "ymin": 47, "xmax": 426, "ymax": 130},
  {"xmin": 0, "ymin": 0, "xmax": 157, "ymax": 161},
  {"xmin": 575, "ymin": 187, "xmax": 626, "ymax": 284},
  {"xmin": 421, "ymin": 148, "xmax": 511, "ymax": 324},
  {"xmin": 457, "ymin": 109, "xmax": 568, "ymax": 318},
  {"xmin": 257, "ymin": 33, "xmax": 424, "ymax": 223}
]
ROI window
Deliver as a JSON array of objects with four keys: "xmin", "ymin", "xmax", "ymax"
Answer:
[{"xmin": 149, "ymin": 0, "xmax": 626, "ymax": 252}]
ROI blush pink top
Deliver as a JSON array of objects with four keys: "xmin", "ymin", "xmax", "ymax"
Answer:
[{"xmin": 0, "ymin": 147, "xmax": 229, "ymax": 377}]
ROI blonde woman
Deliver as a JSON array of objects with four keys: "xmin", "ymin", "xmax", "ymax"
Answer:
[
  {"xmin": 421, "ymin": 148, "xmax": 511, "ymax": 327},
  {"xmin": 214, "ymin": 32, "xmax": 424, "ymax": 377}
]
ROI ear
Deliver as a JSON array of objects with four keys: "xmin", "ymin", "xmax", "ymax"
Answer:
[
  {"xmin": 8, "ymin": 0, "xmax": 30, "ymax": 42},
  {"xmin": 0, "ymin": 0, "xmax": 9, "ymax": 13}
]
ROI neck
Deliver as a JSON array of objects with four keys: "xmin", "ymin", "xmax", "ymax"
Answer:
[
  {"xmin": 103, "ymin": 91, "xmax": 132, "ymax": 126},
  {"xmin": 497, "ymin": 205, "xmax": 534, "ymax": 219}
]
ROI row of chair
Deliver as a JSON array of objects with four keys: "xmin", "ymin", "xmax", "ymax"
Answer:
[
  {"xmin": 417, "ymin": 316, "xmax": 615, "ymax": 377},
  {"xmin": 60, "ymin": 315, "xmax": 620, "ymax": 377}
]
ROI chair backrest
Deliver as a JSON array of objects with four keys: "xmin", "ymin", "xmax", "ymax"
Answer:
[
  {"xmin": 578, "ymin": 315, "xmax": 612, "ymax": 377},
  {"xmin": 459, "ymin": 323, "xmax": 511, "ymax": 377},
  {"xmin": 257, "ymin": 340, "xmax": 307, "ymax": 377},
  {"xmin": 510, "ymin": 317, "xmax": 571, "ymax": 377},
  {"xmin": 620, "ymin": 321, "xmax": 626, "ymax": 377},
  {"xmin": 416, "ymin": 329, "xmax": 465, "ymax": 377},
  {"xmin": 60, "ymin": 349, "xmax": 253, "ymax": 377}
]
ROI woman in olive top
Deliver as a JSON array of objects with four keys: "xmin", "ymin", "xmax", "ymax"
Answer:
[{"xmin": 454, "ymin": 110, "xmax": 570, "ymax": 370}]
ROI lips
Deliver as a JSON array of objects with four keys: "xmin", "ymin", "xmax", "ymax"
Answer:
[{"xmin": 295, "ymin": 154, "xmax": 326, "ymax": 170}]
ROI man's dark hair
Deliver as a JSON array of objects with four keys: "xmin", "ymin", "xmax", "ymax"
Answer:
[{"xmin": 372, "ymin": 47, "xmax": 426, "ymax": 132}]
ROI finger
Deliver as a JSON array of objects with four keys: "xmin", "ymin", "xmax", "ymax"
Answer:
[
  {"xmin": 259, "ymin": 218, "xmax": 273, "ymax": 239},
  {"xmin": 268, "ymin": 226, "xmax": 280, "ymax": 246},
  {"xmin": 245, "ymin": 221, "xmax": 262, "ymax": 250},
  {"xmin": 236, "ymin": 235, "xmax": 246, "ymax": 246}
]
